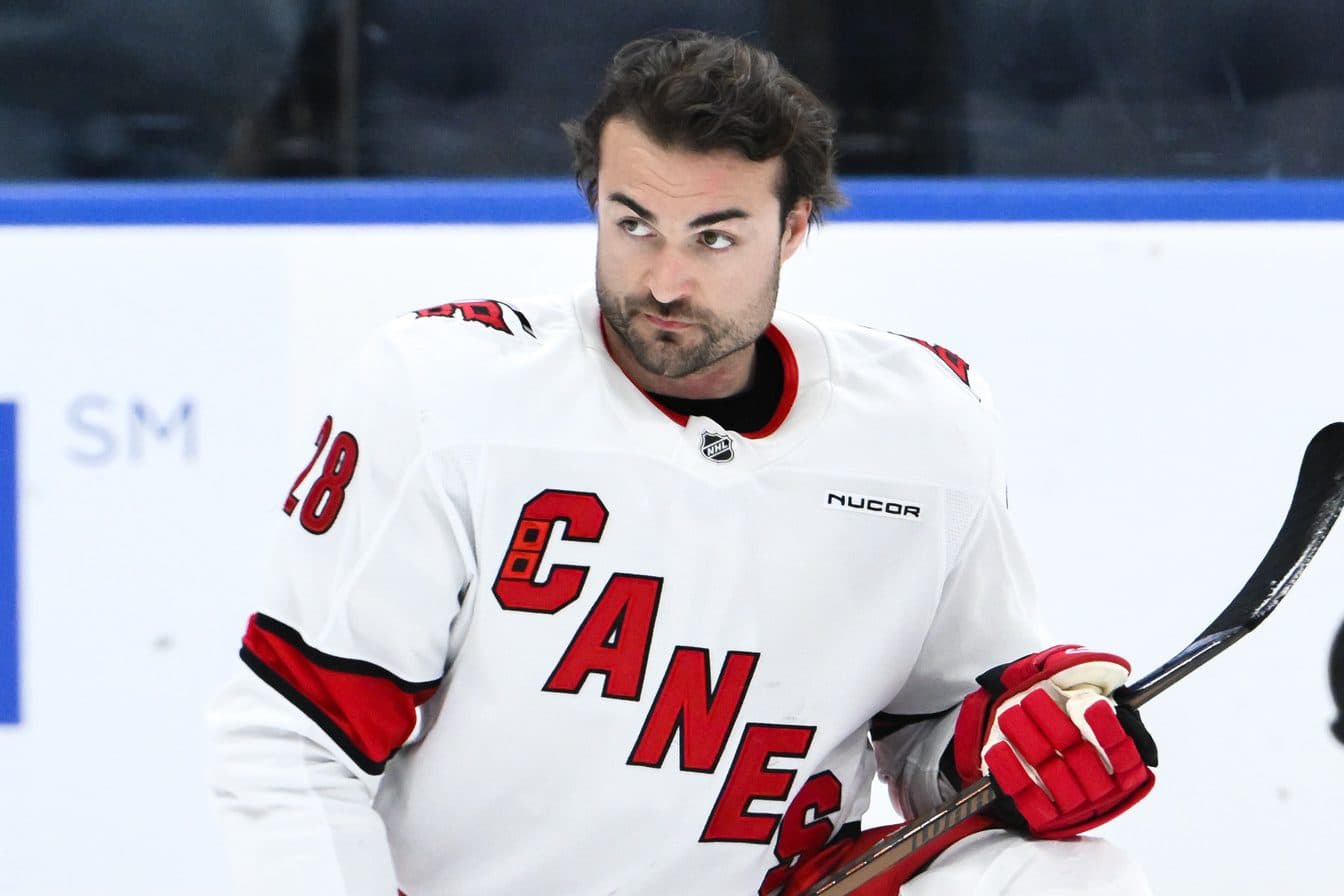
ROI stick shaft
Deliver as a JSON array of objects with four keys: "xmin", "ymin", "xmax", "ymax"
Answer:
[{"xmin": 808, "ymin": 779, "xmax": 997, "ymax": 894}]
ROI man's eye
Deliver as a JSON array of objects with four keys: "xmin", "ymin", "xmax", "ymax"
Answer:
[
  {"xmin": 620, "ymin": 218, "xmax": 654, "ymax": 237},
  {"xmin": 699, "ymin": 231, "xmax": 735, "ymax": 250}
]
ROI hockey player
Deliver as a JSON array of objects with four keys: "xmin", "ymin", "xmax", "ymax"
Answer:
[{"xmin": 208, "ymin": 31, "xmax": 1158, "ymax": 894}]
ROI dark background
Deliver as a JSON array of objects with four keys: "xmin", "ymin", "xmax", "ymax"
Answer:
[{"xmin": 2, "ymin": 1, "xmax": 1341, "ymax": 180}]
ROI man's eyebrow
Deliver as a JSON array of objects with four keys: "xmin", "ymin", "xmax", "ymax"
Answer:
[
  {"xmin": 688, "ymin": 208, "xmax": 749, "ymax": 228},
  {"xmin": 608, "ymin": 192, "xmax": 657, "ymax": 223},
  {"xmin": 607, "ymin": 192, "xmax": 750, "ymax": 230}
]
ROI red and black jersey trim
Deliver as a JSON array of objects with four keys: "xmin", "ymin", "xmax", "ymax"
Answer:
[
  {"xmin": 747, "ymin": 325, "xmax": 798, "ymax": 438},
  {"xmin": 240, "ymin": 613, "xmax": 442, "ymax": 775}
]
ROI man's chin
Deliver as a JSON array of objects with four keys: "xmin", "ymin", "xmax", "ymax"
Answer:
[
  {"xmin": 627, "ymin": 339, "xmax": 714, "ymax": 379},
  {"xmin": 630, "ymin": 351, "xmax": 695, "ymax": 379}
]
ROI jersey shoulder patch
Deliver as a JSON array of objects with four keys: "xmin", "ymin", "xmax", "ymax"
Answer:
[
  {"xmin": 409, "ymin": 300, "xmax": 536, "ymax": 339},
  {"xmin": 894, "ymin": 333, "xmax": 995, "ymax": 407},
  {"xmin": 899, "ymin": 335, "xmax": 971, "ymax": 387}
]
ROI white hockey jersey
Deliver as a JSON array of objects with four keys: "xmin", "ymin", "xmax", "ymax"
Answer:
[{"xmin": 208, "ymin": 287, "xmax": 1047, "ymax": 896}]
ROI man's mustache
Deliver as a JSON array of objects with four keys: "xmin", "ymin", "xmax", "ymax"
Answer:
[{"xmin": 623, "ymin": 294, "xmax": 701, "ymax": 323}]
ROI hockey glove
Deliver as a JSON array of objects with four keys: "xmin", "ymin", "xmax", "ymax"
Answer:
[{"xmin": 946, "ymin": 645, "xmax": 1158, "ymax": 839}]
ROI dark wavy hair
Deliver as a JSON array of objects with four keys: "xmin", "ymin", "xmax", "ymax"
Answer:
[{"xmin": 563, "ymin": 31, "xmax": 845, "ymax": 228}]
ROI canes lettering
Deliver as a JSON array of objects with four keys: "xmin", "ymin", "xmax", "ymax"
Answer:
[{"xmin": 494, "ymin": 489, "xmax": 827, "ymax": 860}]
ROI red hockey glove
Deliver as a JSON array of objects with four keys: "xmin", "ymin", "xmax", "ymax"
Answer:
[{"xmin": 947, "ymin": 645, "xmax": 1158, "ymax": 839}]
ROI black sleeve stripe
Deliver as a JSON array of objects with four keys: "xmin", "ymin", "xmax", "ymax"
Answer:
[
  {"xmin": 253, "ymin": 613, "xmax": 443, "ymax": 693},
  {"xmin": 869, "ymin": 705, "xmax": 957, "ymax": 740},
  {"xmin": 834, "ymin": 819, "xmax": 862, "ymax": 842},
  {"xmin": 240, "ymin": 645, "xmax": 394, "ymax": 776}
]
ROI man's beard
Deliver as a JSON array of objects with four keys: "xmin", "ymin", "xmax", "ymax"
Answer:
[{"xmin": 596, "ymin": 265, "xmax": 780, "ymax": 380}]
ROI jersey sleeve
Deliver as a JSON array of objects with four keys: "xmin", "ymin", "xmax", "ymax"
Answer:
[
  {"xmin": 208, "ymin": 321, "xmax": 474, "ymax": 894},
  {"xmin": 871, "ymin": 409, "xmax": 1049, "ymax": 819}
]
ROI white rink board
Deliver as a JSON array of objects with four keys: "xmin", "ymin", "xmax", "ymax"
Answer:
[{"xmin": 1, "ymin": 219, "xmax": 1342, "ymax": 894}]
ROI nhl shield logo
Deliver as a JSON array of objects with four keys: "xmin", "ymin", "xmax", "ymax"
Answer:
[{"xmin": 700, "ymin": 431, "xmax": 734, "ymax": 463}]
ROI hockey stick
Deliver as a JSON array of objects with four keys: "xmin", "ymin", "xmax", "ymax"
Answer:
[{"xmin": 803, "ymin": 422, "xmax": 1344, "ymax": 896}]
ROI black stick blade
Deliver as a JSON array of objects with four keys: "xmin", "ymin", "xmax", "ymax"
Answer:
[
  {"xmin": 1120, "ymin": 423, "xmax": 1344, "ymax": 708},
  {"xmin": 1198, "ymin": 422, "xmax": 1344, "ymax": 640}
]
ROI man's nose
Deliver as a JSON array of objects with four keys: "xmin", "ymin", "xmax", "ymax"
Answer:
[{"xmin": 646, "ymin": 245, "xmax": 695, "ymax": 304}]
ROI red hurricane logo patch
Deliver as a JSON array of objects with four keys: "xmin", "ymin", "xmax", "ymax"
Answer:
[
  {"xmin": 902, "ymin": 335, "xmax": 971, "ymax": 387},
  {"xmin": 413, "ymin": 300, "xmax": 535, "ymax": 337}
]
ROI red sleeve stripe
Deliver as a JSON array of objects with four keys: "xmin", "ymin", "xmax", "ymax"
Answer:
[{"xmin": 240, "ymin": 613, "xmax": 441, "ymax": 775}]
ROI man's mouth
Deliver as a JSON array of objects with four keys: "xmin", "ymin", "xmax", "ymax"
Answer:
[{"xmin": 642, "ymin": 312, "xmax": 694, "ymax": 331}]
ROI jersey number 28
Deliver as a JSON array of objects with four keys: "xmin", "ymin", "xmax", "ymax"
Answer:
[{"xmin": 284, "ymin": 415, "xmax": 360, "ymax": 534}]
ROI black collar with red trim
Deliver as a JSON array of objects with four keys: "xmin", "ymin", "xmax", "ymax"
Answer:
[
  {"xmin": 599, "ymin": 316, "xmax": 801, "ymax": 439},
  {"xmin": 647, "ymin": 332, "xmax": 784, "ymax": 436}
]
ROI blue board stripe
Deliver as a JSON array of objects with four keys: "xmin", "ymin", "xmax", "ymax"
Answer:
[
  {"xmin": 0, "ymin": 403, "xmax": 17, "ymax": 724},
  {"xmin": 0, "ymin": 180, "xmax": 592, "ymax": 226},
  {"xmin": 839, "ymin": 178, "xmax": 1344, "ymax": 221},
  {"xmin": 0, "ymin": 178, "xmax": 1342, "ymax": 225}
]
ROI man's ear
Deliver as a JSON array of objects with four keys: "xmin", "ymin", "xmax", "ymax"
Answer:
[{"xmin": 780, "ymin": 198, "xmax": 812, "ymax": 261}]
